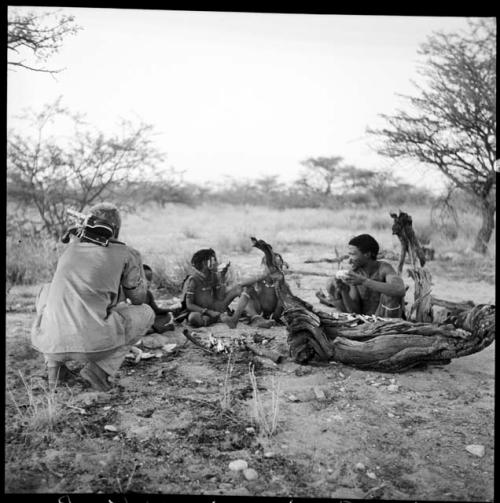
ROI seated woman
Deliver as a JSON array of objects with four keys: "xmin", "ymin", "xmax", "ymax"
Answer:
[
  {"xmin": 182, "ymin": 248, "xmax": 280, "ymax": 329},
  {"xmin": 326, "ymin": 234, "xmax": 406, "ymax": 319}
]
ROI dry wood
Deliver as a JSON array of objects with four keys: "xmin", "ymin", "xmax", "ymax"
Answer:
[
  {"xmin": 244, "ymin": 342, "xmax": 283, "ymax": 363},
  {"xmin": 250, "ymin": 234, "xmax": 495, "ymax": 372},
  {"xmin": 390, "ymin": 211, "xmax": 433, "ymax": 322}
]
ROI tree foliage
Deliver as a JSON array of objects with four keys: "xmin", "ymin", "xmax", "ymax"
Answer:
[
  {"xmin": 368, "ymin": 19, "xmax": 496, "ymax": 253},
  {"xmin": 8, "ymin": 7, "xmax": 81, "ymax": 73},
  {"xmin": 7, "ymin": 99, "xmax": 171, "ymax": 238}
]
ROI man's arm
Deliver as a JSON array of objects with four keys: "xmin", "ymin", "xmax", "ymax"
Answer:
[
  {"xmin": 122, "ymin": 247, "xmax": 148, "ymax": 305},
  {"xmin": 344, "ymin": 264, "xmax": 406, "ymax": 298},
  {"xmin": 147, "ymin": 290, "xmax": 170, "ymax": 315},
  {"xmin": 339, "ymin": 283, "xmax": 362, "ymax": 314}
]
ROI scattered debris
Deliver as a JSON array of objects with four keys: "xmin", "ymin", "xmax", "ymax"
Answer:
[
  {"xmin": 287, "ymin": 394, "xmax": 300, "ymax": 402},
  {"xmin": 313, "ymin": 386, "xmax": 326, "ymax": 401},
  {"xmin": 229, "ymin": 460, "xmax": 248, "ymax": 471},
  {"xmin": 162, "ymin": 343, "xmax": 178, "ymax": 353},
  {"xmin": 243, "ymin": 468, "xmax": 258, "ymax": 481},
  {"xmin": 366, "ymin": 471, "xmax": 377, "ymax": 479},
  {"xmin": 264, "ymin": 452, "xmax": 275, "ymax": 458},
  {"xmin": 104, "ymin": 425, "xmax": 118, "ymax": 432},
  {"xmin": 465, "ymin": 444, "xmax": 485, "ymax": 457},
  {"xmin": 355, "ymin": 462, "xmax": 366, "ymax": 471},
  {"xmin": 387, "ymin": 384, "xmax": 399, "ymax": 393}
]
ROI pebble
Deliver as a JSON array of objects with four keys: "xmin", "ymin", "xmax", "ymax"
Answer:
[
  {"xmin": 387, "ymin": 412, "xmax": 395, "ymax": 418},
  {"xmin": 465, "ymin": 444, "xmax": 485, "ymax": 457},
  {"xmin": 367, "ymin": 471, "xmax": 377, "ymax": 479},
  {"xmin": 264, "ymin": 452, "xmax": 275, "ymax": 458},
  {"xmin": 355, "ymin": 462, "xmax": 366, "ymax": 471},
  {"xmin": 390, "ymin": 378, "xmax": 396, "ymax": 384},
  {"xmin": 104, "ymin": 425, "xmax": 118, "ymax": 432},
  {"xmin": 228, "ymin": 460, "xmax": 248, "ymax": 471},
  {"xmin": 287, "ymin": 394, "xmax": 300, "ymax": 402},
  {"xmin": 245, "ymin": 427, "xmax": 255, "ymax": 434},
  {"xmin": 243, "ymin": 468, "xmax": 258, "ymax": 481},
  {"xmin": 387, "ymin": 384, "xmax": 399, "ymax": 392}
]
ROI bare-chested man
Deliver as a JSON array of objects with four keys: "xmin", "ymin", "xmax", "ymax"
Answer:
[{"xmin": 326, "ymin": 234, "xmax": 406, "ymax": 318}]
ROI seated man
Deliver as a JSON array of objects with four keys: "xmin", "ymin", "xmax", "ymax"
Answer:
[
  {"xmin": 31, "ymin": 203, "xmax": 155, "ymax": 391},
  {"xmin": 326, "ymin": 234, "xmax": 406, "ymax": 318},
  {"xmin": 142, "ymin": 264, "xmax": 175, "ymax": 334},
  {"xmin": 182, "ymin": 248, "xmax": 279, "ymax": 329}
]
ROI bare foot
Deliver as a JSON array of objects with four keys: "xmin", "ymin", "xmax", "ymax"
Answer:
[
  {"xmin": 221, "ymin": 313, "xmax": 238, "ymax": 329},
  {"xmin": 251, "ymin": 316, "xmax": 276, "ymax": 329}
]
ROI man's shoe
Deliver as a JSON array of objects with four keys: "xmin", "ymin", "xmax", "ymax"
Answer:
[
  {"xmin": 47, "ymin": 363, "xmax": 77, "ymax": 389},
  {"xmin": 80, "ymin": 362, "xmax": 112, "ymax": 392}
]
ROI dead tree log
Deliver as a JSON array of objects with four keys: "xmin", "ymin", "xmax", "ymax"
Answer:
[
  {"xmin": 390, "ymin": 211, "xmax": 433, "ymax": 322},
  {"xmin": 250, "ymin": 237, "xmax": 495, "ymax": 372}
]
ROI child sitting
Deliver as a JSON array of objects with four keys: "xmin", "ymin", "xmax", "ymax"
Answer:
[
  {"xmin": 182, "ymin": 248, "xmax": 279, "ymax": 329},
  {"xmin": 143, "ymin": 264, "xmax": 175, "ymax": 333}
]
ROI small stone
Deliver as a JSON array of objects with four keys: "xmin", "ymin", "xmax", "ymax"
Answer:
[
  {"xmin": 387, "ymin": 384, "xmax": 399, "ymax": 392},
  {"xmin": 245, "ymin": 427, "xmax": 255, "ymax": 434},
  {"xmin": 313, "ymin": 387, "xmax": 326, "ymax": 401},
  {"xmin": 371, "ymin": 382, "xmax": 381, "ymax": 387},
  {"xmin": 388, "ymin": 412, "xmax": 395, "ymax": 418},
  {"xmin": 243, "ymin": 468, "xmax": 258, "ymax": 481},
  {"xmin": 287, "ymin": 394, "xmax": 300, "ymax": 402},
  {"xmin": 228, "ymin": 459, "xmax": 248, "ymax": 471},
  {"xmin": 367, "ymin": 471, "xmax": 377, "ymax": 479},
  {"xmin": 390, "ymin": 378, "xmax": 396, "ymax": 384},
  {"xmin": 264, "ymin": 452, "xmax": 274, "ymax": 458},
  {"xmin": 103, "ymin": 406, "xmax": 112, "ymax": 411},
  {"xmin": 465, "ymin": 444, "xmax": 485, "ymax": 457},
  {"xmin": 339, "ymin": 387, "xmax": 346, "ymax": 392},
  {"xmin": 339, "ymin": 372, "xmax": 345, "ymax": 378},
  {"xmin": 104, "ymin": 425, "xmax": 118, "ymax": 432},
  {"xmin": 355, "ymin": 462, "xmax": 366, "ymax": 471}
]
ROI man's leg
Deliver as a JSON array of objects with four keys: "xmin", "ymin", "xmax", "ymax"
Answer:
[{"xmin": 81, "ymin": 304, "xmax": 155, "ymax": 390}]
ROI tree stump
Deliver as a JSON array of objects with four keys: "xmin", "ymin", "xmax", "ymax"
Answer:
[
  {"xmin": 250, "ymin": 236, "xmax": 495, "ymax": 372},
  {"xmin": 390, "ymin": 211, "xmax": 433, "ymax": 322}
]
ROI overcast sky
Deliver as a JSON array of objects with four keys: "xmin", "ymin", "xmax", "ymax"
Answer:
[{"xmin": 7, "ymin": 8, "xmax": 479, "ymax": 192}]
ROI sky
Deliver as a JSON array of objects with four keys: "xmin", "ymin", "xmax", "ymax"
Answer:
[{"xmin": 7, "ymin": 8, "xmax": 480, "ymax": 192}]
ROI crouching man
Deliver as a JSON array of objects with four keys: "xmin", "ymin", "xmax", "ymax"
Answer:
[
  {"xmin": 31, "ymin": 203, "xmax": 155, "ymax": 391},
  {"xmin": 327, "ymin": 234, "xmax": 406, "ymax": 318}
]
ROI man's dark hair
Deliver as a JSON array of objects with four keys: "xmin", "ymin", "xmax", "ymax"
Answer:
[
  {"xmin": 191, "ymin": 248, "xmax": 216, "ymax": 271},
  {"xmin": 348, "ymin": 234, "xmax": 379, "ymax": 259}
]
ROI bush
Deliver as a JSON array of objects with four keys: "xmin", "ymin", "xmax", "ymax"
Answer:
[{"xmin": 6, "ymin": 236, "xmax": 62, "ymax": 286}]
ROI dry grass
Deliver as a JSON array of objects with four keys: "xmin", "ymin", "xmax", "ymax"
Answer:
[
  {"xmin": 8, "ymin": 371, "xmax": 65, "ymax": 434},
  {"xmin": 6, "ymin": 202, "xmax": 495, "ymax": 290},
  {"xmin": 220, "ymin": 352, "xmax": 234, "ymax": 411},
  {"xmin": 248, "ymin": 364, "xmax": 281, "ymax": 437}
]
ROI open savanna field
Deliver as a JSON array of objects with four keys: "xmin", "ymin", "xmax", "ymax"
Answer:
[{"xmin": 5, "ymin": 203, "xmax": 495, "ymax": 499}]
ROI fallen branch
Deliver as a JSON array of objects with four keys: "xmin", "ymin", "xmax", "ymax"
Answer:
[{"xmin": 244, "ymin": 342, "xmax": 283, "ymax": 363}]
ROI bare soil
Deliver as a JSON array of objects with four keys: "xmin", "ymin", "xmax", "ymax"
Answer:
[{"xmin": 4, "ymin": 251, "xmax": 495, "ymax": 499}]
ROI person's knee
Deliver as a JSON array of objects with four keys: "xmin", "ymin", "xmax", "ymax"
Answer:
[
  {"xmin": 326, "ymin": 278, "xmax": 336, "ymax": 297},
  {"xmin": 145, "ymin": 305, "xmax": 155, "ymax": 325},
  {"xmin": 188, "ymin": 312, "xmax": 204, "ymax": 328}
]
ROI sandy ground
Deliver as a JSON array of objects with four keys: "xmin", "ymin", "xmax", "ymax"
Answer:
[{"xmin": 4, "ymin": 250, "xmax": 495, "ymax": 499}]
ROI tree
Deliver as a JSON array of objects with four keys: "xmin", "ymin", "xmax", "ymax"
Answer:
[
  {"xmin": 297, "ymin": 156, "xmax": 345, "ymax": 196},
  {"xmin": 8, "ymin": 7, "xmax": 81, "ymax": 73},
  {"xmin": 7, "ymin": 99, "xmax": 170, "ymax": 238},
  {"xmin": 368, "ymin": 19, "xmax": 496, "ymax": 254}
]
